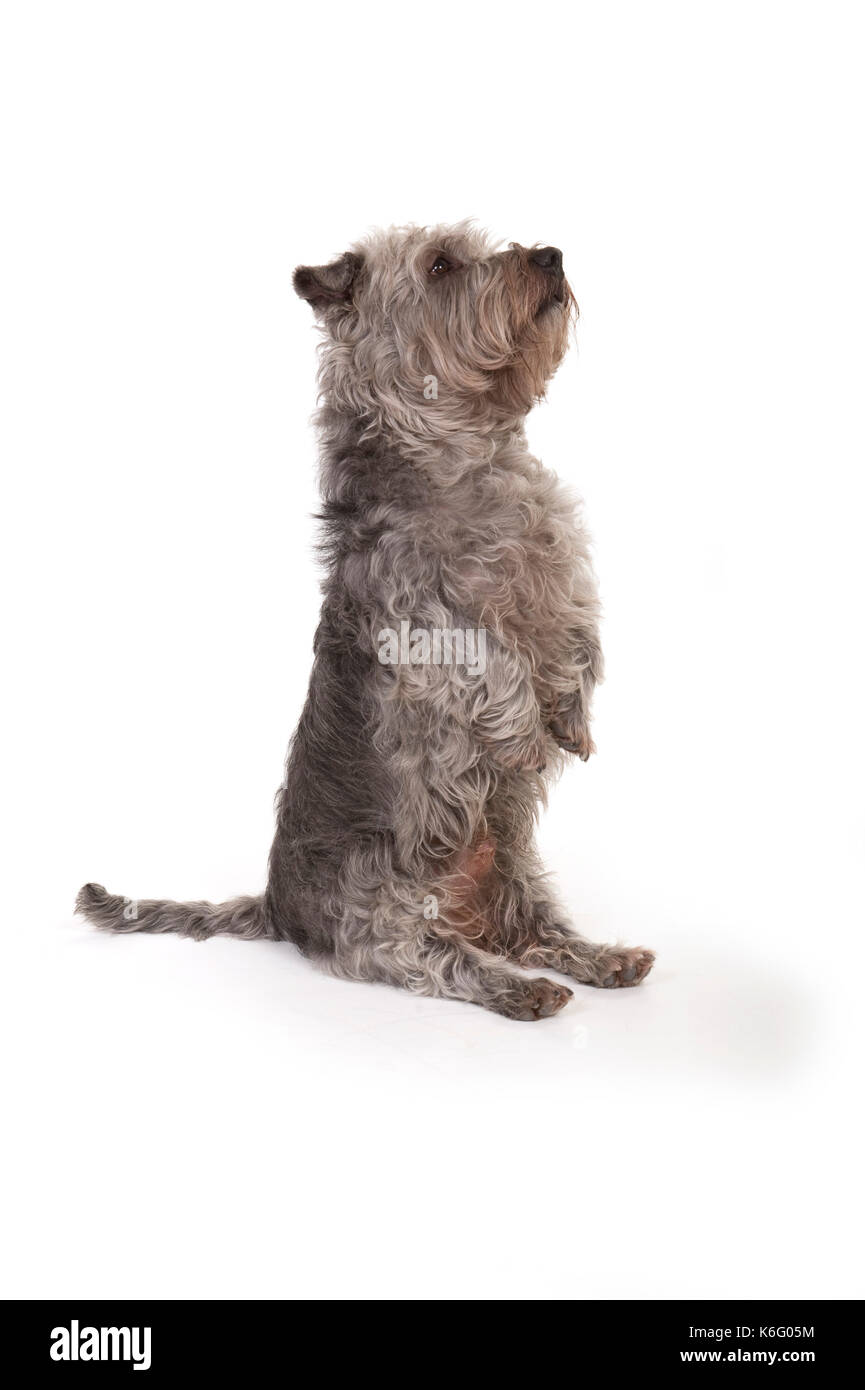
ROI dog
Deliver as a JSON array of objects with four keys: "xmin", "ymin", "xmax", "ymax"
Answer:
[{"xmin": 77, "ymin": 222, "xmax": 655, "ymax": 1020}]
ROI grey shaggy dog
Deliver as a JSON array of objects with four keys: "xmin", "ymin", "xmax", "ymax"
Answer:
[{"xmin": 77, "ymin": 222, "xmax": 655, "ymax": 1021}]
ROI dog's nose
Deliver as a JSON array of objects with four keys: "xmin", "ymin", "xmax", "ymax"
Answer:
[{"xmin": 530, "ymin": 246, "xmax": 564, "ymax": 275}]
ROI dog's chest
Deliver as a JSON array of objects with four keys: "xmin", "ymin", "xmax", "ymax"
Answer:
[{"xmin": 432, "ymin": 461, "xmax": 584, "ymax": 652}]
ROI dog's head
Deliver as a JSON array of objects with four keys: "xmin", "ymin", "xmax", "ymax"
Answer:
[{"xmin": 293, "ymin": 223, "xmax": 577, "ymax": 439}]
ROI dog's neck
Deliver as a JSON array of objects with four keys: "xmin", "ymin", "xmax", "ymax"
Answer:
[{"xmin": 315, "ymin": 399, "xmax": 534, "ymax": 504}]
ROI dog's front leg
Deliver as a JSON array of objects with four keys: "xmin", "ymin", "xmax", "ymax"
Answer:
[
  {"xmin": 472, "ymin": 635, "xmax": 550, "ymax": 772},
  {"xmin": 379, "ymin": 619, "xmax": 550, "ymax": 774},
  {"xmin": 545, "ymin": 625, "xmax": 604, "ymax": 761}
]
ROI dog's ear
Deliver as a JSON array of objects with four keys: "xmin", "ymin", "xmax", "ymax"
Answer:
[{"xmin": 293, "ymin": 252, "xmax": 362, "ymax": 311}]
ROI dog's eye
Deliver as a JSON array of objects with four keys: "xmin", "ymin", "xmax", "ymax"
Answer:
[{"xmin": 429, "ymin": 255, "xmax": 452, "ymax": 277}]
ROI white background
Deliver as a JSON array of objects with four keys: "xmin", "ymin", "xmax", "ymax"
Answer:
[{"xmin": 2, "ymin": 1, "xmax": 863, "ymax": 1300}]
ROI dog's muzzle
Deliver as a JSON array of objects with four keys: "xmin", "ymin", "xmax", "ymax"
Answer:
[{"xmin": 530, "ymin": 246, "xmax": 566, "ymax": 304}]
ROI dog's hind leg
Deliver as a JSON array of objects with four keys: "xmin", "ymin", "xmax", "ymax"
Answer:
[
  {"xmin": 508, "ymin": 893, "xmax": 655, "ymax": 990},
  {"xmin": 329, "ymin": 865, "xmax": 572, "ymax": 1021},
  {"xmin": 341, "ymin": 922, "xmax": 572, "ymax": 1021}
]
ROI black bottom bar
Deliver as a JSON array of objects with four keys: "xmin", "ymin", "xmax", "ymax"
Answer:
[{"xmin": 2, "ymin": 1299, "xmax": 854, "ymax": 1377}]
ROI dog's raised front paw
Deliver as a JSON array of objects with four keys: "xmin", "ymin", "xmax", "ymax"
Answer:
[{"xmin": 549, "ymin": 705, "xmax": 595, "ymax": 761}]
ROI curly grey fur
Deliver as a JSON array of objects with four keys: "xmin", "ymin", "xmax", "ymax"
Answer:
[{"xmin": 77, "ymin": 221, "xmax": 655, "ymax": 1021}]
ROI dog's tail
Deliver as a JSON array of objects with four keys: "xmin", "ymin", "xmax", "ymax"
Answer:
[{"xmin": 74, "ymin": 882, "xmax": 273, "ymax": 941}]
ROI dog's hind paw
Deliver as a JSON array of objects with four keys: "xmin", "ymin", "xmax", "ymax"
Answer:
[
  {"xmin": 495, "ymin": 976, "xmax": 574, "ymax": 1021},
  {"xmin": 596, "ymin": 947, "xmax": 656, "ymax": 989}
]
